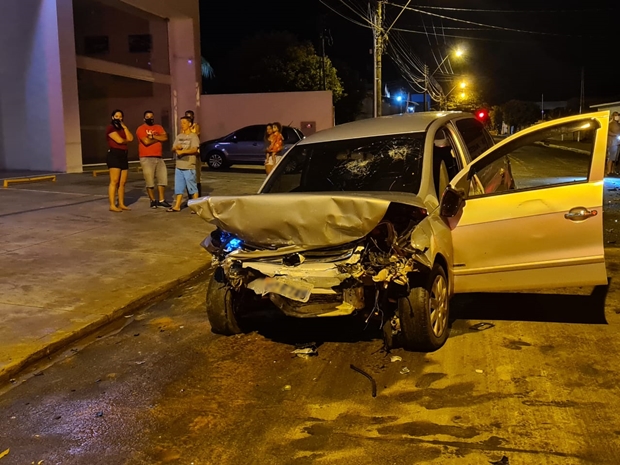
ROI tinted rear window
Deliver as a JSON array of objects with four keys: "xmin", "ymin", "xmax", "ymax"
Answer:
[{"xmin": 455, "ymin": 118, "xmax": 493, "ymax": 161}]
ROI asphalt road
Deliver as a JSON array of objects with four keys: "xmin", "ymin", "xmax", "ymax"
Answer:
[{"xmin": 2, "ymin": 164, "xmax": 620, "ymax": 465}]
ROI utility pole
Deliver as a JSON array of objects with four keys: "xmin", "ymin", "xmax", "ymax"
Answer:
[
  {"xmin": 373, "ymin": 1, "xmax": 384, "ymax": 117},
  {"xmin": 423, "ymin": 64, "xmax": 429, "ymax": 111},
  {"xmin": 320, "ymin": 30, "xmax": 326, "ymax": 90},
  {"xmin": 579, "ymin": 67, "xmax": 585, "ymax": 114}
]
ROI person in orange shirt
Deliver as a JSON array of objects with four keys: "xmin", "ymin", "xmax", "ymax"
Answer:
[
  {"xmin": 265, "ymin": 122, "xmax": 284, "ymax": 174},
  {"xmin": 136, "ymin": 111, "xmax": 170, "ymax": 208}
]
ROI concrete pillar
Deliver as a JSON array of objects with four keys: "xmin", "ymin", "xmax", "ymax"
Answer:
[
  {"xmin": 0, "ymin": 0, "xmax": 82, "ymax": 173},
  {"xmin": 168, "ymin": 17, "xmax": 200, "ymax": 138}
]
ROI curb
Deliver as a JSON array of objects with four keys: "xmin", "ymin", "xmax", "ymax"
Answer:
[{"xmin": 0, "ymin": 262, "xmax": 212, "ymax": 387}]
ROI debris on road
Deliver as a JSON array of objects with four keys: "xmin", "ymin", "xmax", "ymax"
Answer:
[
  {"xmin": 282, "ymin": 385, "xmax": 292, "ymax": 391},
  {"xmin": 350, "ymin": 364, "xmax": 377, "ymax": 398},
  {"xmin": 135, "ymin": 361, "xmax": 146, "ymax": 365},
  {"xmin": 390, "ymin": 356, "xmax": 402, "ymax": 362},
  {"xmin": 490, "ymin": 456, "xmax": 509, "ymax": 465},
  {"xmin": 95, "ymin": 411, "xmax": 104, "ymax": 417},
  {"xmin": 291, "ymin": 343, "xmax": 318, "ymax": 358},
  {"xmin": 469, "ymin": 322, "xmax": 495, "ymax": 331},
  {"xmin": 476, "ymin": 369, "xmax": 484, "ymax": 374},
  {"xmin": 0, "ymin": 449, "xmax": 8, "ymax": 460},
  {"xmin": 400, "ymin": 367, "xmax": 410, "ymax": 375}
]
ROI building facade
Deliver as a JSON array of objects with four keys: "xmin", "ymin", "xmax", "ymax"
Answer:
[{"xmin": 0, "ymin": 0, "xmax": 200, "ymax": 173}]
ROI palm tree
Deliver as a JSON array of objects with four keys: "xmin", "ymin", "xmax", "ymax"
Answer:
[{"xmin": 201, "ymin": 57, "xmax": 214, "ymax": 80}]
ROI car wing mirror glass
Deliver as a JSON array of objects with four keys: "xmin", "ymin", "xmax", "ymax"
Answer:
[{"xmin": 440, "ymin": 186, "xmax": 465, "ymax": 218}]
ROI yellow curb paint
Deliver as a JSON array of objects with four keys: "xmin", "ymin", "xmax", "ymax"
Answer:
[{"xmin": 3, "ymin": 175, "xmax": 56, "ymax": 188}]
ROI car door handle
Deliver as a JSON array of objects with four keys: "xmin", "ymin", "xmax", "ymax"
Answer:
[{"xmin": 564, "ymin": 207, "xmax": 598, "ymax": 221}]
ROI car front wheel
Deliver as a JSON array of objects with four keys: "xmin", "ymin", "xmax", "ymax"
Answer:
[
  {"xmin": 398, "ymin": 264, "xmax": 450, "ymax": 352},
  {"xmin": 206, "ymin": 151, "xmax": 227, "ymax": 170},
  {"xmin": 206, "ymin": 274, "xmax": 243, "ymax": 335}
]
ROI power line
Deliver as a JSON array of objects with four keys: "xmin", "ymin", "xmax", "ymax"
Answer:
[
  {"xmin": 385, "ymin": 2, "xmax": 581, "ymax": 36},
  {"xmin": 385, "ymin": 0, "xmax": 412, "ymax": 36},
  {"xmin": 318, "ymin": 0, "xmax": 371, "ymax": 29},
  {"xmin": 390, "ymin": 3, "xmax": 614, "ymax": 13}
]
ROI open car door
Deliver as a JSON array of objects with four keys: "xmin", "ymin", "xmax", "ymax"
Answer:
[{"xmin": 445, "ymin": 112, "xmax": 609, "ymax": 293}]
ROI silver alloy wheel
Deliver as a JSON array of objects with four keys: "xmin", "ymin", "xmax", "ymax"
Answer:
[
  {"xmin": 429, "ymin": 274, "xmax": 448, "ymax": 337},
  {"xmin": 209, "ymin": 153, "xmax": 223, "ymax": 168}
]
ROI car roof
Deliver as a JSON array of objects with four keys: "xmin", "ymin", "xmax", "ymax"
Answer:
[{"xmin": 298, "ymin": 111, "xmax": 470, "ymax": 145}]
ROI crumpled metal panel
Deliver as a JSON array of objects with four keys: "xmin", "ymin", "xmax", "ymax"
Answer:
[{"xmin": 189, "ymin": 193, "xmax": 426, "ymax": 249}]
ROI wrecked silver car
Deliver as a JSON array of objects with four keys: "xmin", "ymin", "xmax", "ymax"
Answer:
[{"xmin": 191, "ymin": 112, "xmax": 609, "ymax": 351}]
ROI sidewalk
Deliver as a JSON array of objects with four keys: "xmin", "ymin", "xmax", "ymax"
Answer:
[{"xmin": 0, "ymin": 166, "xmax": 265, "ymax": 384}]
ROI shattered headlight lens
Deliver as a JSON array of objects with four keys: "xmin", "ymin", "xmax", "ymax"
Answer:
[{"xmin": 224, "ymin": 236, "xmax": 243, "ymax": 253}]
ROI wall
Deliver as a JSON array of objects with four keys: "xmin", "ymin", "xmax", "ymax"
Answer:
[
  {"xmin": 0, "ymin": 0, "xmax": 82, "ymax": 172},
  {"xmin": 199, "ymin": 91, "xmax": 334, "ymax": 141}
]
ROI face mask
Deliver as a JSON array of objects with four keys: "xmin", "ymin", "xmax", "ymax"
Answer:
[
  {"xmin": 145, "ymin": 118, "xmax": 155, "ymax": 126},
  {"xmin": 112, "ymin": 118, "xmax": 123, "ymax": 129},
  {"xmin": 615, "ymin": 116, "xmax": 619, "ymax": 121}
]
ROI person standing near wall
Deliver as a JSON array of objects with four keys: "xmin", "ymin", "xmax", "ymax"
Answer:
[
  {"xmin": 185, "ymin": 110, "xmax": 202, "ymax": 196},
  {"xmin": 136, "ymin": 110, "xmax": 171, "ymax": 208},
  {"xmin": 607, "ymin": 112, "xmax": 620, "ymax": 176},
  {"xmin": 168, "ymin": 116, "xmax": 200, "ymax": 212},
  {"xmin": 106, "ymin": 109, "xmax": 133, "ymax": 212}
]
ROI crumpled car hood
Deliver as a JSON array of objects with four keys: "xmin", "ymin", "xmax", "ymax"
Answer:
[{"xmin": 189, "ymin": 192, "xmax": 427, "ymax": 249}]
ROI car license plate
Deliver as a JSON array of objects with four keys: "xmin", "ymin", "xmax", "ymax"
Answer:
[{"xmin": 264, "ymin": 277, "xmax": 313, "ymax": 303}]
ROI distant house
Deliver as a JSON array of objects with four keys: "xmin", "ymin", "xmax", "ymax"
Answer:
[{"xmin": 590, "ymin": 101, "xmax": 620, "ymax": 115}]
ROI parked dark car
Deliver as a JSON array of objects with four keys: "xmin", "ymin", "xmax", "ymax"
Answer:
[{"xmin": 200, "ymin": 124, "xmax": 305, "ymax": 169}]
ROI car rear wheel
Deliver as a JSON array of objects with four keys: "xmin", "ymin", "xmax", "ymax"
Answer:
[
  {"xmin": 398, "ymin": 264, "xmax": 450, "ymax": 352},
  {"xmin": 206, "ymin": 274, "xmax": 243, "ymax": 335},
  {"xmin": 206, "ymin": 151, "xmax": 227, "ymax": 170}
]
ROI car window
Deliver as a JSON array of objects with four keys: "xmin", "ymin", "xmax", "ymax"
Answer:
[
  {"xmin": 467, "ymin": 118, "xmax": 599, "ymax": 198},
  {"xmin": 263, "ymin": 133, "xmax": 425, "ymax": 194},
  {"xmin": 234, "ymin": 126, "xmax": 263, "ymax": 142},
  {"xmin": 455, "ymin": 118, "xmax": 494, "ymax": 161},
  {"xmin": 433, "ymin": 128, "xmax": 462, "ymax": 199},
  {"xmin": 282, "ymin": 127, "xmax": 300, "ymax": 144}
]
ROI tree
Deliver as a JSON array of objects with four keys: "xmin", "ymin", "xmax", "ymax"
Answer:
[
  {"xmin": 331, "ymin": 59, "xmax": 367, "ymax": 124},
  {"xmin": 444, "ymin": 88, "xmax": 485, "ymax": 112},
  {"xmin": 501, "ymin": 100, "xmax": 539, "ymax": 129},
  {"xmin": 218, "ymin": 32, "xmax": 343, "ymax": 101},
  {"xmin": 489, "ymin": 105, "xmax": 503, "ymax": 133}
]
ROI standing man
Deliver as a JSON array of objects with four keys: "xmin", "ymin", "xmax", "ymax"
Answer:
[
  {"xmin": 607, "ymin": 112, "xmax": 620, "ymax": 176},
  {"xmin": 167, "ymin": 116, "xmax": 200, "ymax": 212},
  {"xmin": 185, "ymin": 110, "xmax": 203, "ymax": 196},
  {"xmin": 136, "ymin": 111, "xmax": 171, "ymax": 208}
]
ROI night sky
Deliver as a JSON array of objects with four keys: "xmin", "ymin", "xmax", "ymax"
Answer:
[{"xmin": 200, "ymin": 0, "xmax": 620, "ymax": 105}]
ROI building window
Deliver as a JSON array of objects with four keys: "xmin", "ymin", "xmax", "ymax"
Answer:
[
  {"xmin": 128, "ymin": 34, "xmax": 152, "ymax": 53},
  {"xmin": 84, "ymin": 36, "xmax": 109, "ymax": 54}
]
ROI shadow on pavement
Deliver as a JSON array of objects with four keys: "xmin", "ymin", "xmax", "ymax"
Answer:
[
  {"xmin": 245, "ymin": 310, "xmax": 381, "ymax": 347},
  {"xmin": 451, "ymin": 282, "xmax": 610, "ymax": 325}
]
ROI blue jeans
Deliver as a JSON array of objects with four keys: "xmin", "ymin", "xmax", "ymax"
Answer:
[{"xmin": 174, "ymin": 168, "xmax": 197, "ymax": 196}]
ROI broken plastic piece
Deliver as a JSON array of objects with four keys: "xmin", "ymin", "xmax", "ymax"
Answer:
[
  {"xmin": 390, "ymin": 356, "xmax": 402, "ymax": 362},
  {"xmin": 476, "ymin": 369, "xmax": 484, "ymax": 374},
  {"xmin": 469, "ymin": 322, "xmax": 495, "ymax": 331},
  {"xmin": 282, "ymin": 385, "xmax": 292, "ymax": 391},
  {"xmin": 0, "ymin": 449, "xmax": 9, "ymax": 460},
  {"xmin": 400, "ymin": 367, "xmax": 410, "ymax": 375}
]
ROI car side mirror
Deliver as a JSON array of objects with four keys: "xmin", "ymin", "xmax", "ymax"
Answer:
[{"xmin": 440, "ymin": 186, "xmax": 465, "ymax": 218}]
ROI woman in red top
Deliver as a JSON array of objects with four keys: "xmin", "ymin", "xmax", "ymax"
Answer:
[{"xmin": 106, "ymin": 109, "xmax": 134, "ymax": 212}]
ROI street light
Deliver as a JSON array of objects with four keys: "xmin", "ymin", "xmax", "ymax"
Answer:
[
  {"xmin": 460, "ymin": 92, "xmax": 467, "ymax": 99},
  {"xmin": 459, "ymin": 81, "xmax": 467, "ymax": 89},
  {"xmin": 431, "ymin": 47, "xmax": 466, "ymax": 77},
  {"xmin": 425, "ymin": 47, "xmax": 466, "ymax": 111}
]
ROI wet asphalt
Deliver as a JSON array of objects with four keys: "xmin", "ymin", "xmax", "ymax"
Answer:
[{"xmin": 1, "ymin": 170, "xmax": 620, "ymax": 464}]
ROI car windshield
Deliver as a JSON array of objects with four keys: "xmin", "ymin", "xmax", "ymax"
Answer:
[{"xmin": 262, "ymin": 132, "xmax": 425, "ymax": 194}]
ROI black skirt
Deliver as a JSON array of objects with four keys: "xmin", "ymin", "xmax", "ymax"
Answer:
[{"xmin": 107, "ymin": 148, "xmax": 129, "ymax": 170}]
